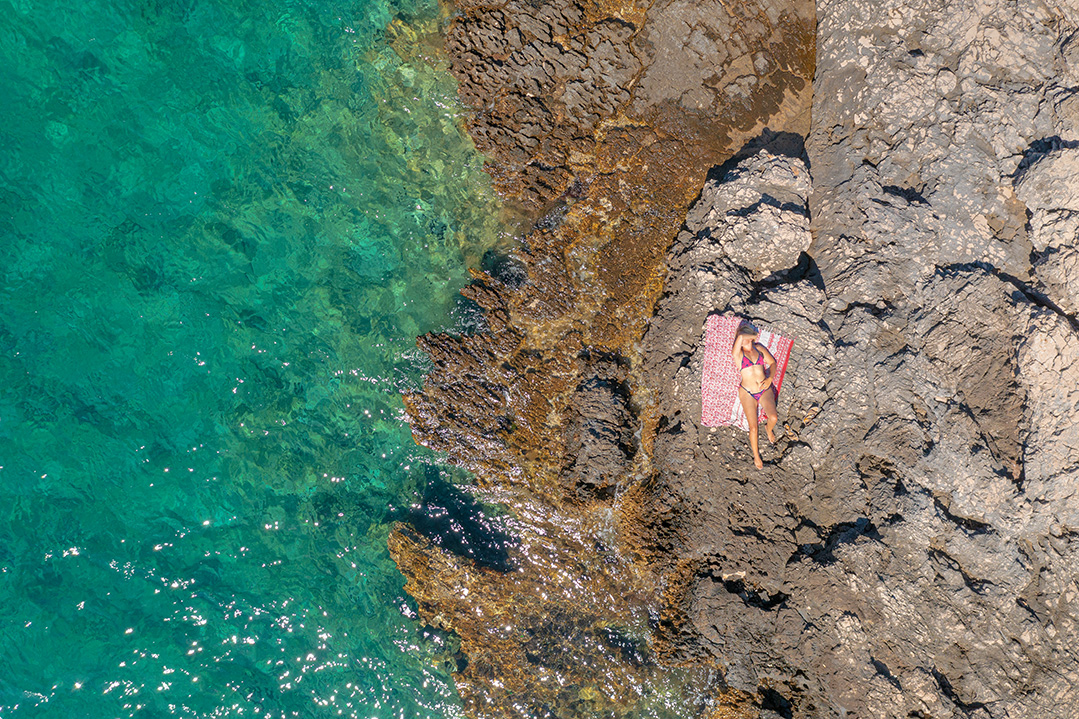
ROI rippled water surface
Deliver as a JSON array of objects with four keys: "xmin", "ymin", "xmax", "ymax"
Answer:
[{"xmin": 0, "ymin": 0, "xmax": 507, "ymax": 715}]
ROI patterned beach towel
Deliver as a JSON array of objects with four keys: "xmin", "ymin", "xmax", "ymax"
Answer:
[{"xmin": 700, "ymin": 314, "xmax": 794, "ymax": 431}]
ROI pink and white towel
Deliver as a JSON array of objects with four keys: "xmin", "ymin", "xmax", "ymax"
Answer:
[{"xmin": 700, "ymin": 314, "xmax": 793, "ymax": 430}]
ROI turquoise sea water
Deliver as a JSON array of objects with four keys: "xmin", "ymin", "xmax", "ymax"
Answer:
[{"xmin": 0, "ymin": 0, "xmax": 507, "ymax": 715}]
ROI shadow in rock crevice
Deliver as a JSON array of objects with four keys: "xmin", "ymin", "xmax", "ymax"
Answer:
[
  {"xmin": 674, "ymin": 128, "xmax": 809, "ymax": 235},
  {"xmin": 936, "ymin": 261, "xmax": 1079, "ymax": 333},
  {"xmin": 705, "ymin": 128, "xmax": 809, "ymax": 186},
  {"xmin": 1012, "ymin": 135, "xmax": 1079, "ymax": 177}
]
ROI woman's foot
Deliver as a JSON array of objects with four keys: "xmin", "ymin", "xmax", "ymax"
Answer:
[
  {"xmin": 754, "ymin": 454, "xmax": 764, "ymax": 469},
  {"xmin": 767, "ymin": 427, "xmax": 778, "ymax": 444}
]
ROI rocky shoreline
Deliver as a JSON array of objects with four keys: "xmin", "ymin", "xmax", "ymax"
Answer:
[{"xmin": 393, "ymin": 0, "xmax": 1079, "ymax": 716}]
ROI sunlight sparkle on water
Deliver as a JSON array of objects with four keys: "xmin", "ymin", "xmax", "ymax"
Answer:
[{"xmin": 0, "ymin": 0, "xmax": 506, "ymax": 715}]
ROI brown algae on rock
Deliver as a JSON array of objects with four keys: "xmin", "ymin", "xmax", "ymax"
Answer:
[{"xmin": 391, "ymin": 0, "xmax": 815, "ymax": 715}]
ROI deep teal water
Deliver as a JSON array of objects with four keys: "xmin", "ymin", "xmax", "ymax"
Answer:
[{"xmin": 0, "ymin": 0, "xmax": 507, "ymax": 715}]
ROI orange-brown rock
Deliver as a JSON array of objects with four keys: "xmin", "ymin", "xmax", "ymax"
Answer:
[{"xmin": 390, "ymin": 0, "xmax": 815, "ymax": 715}]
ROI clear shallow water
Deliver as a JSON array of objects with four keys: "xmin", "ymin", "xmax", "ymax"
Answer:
[{"xmin": 0, "ymin": 0, "xmax": 506, "ymax": 715}]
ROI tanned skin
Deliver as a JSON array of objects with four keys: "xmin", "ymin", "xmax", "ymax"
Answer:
[{"xmin": 732, "ymin": 330, "xmax": 778, "ymax": 469}]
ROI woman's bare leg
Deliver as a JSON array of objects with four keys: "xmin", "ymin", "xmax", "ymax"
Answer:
[
  {"xmin": 759, "ymin": 385, "xmax": 779, "ymax": 444},
  {"xmin": 738, "ymin": 388, "xmax": 763, "ymax": 468}
]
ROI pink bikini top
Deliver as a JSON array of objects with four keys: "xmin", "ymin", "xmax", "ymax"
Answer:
[{"xmin": 740, "ymin": 344, "xmax": 765, "ymax": 369}]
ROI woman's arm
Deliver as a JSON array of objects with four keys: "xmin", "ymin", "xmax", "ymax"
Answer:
[{"xmin": 732, "ymin": 336, "xmax": 743, "ymax": 369}]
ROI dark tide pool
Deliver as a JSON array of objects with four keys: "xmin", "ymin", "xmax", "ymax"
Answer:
[{"xmin": 0, "ymin": 0, "xmax": 506, "ymax": 715}]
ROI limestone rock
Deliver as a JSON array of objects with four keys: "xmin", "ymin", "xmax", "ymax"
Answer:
[
  {"xmin": 400, "ymin": 0, "xmax": 1079, "ymax": 716},
  {"xmin": 637, "ymin": 0, "xmax": 1079, "ymax": 717},
  {"xmin": 1016, "ymin": 145, "xmax": 1079, "ymax": 314},
  {"xmin": 691, "ymin": 149, "xmax": 812, "ymax": 278},
  {"xmin": 444, "ymin": 0, "xmax": 814, "ymax": 209},
  {"xmin": 1015, "ymin": 146, "xmax": 1079, "ymax": 252},
  {"xmin": 561, "ymin": 365, "xmax": 638, "ymax": 501},
  {"xmin": 394, "ymin": 0, "xmax": 816, "ymax": 715}
]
